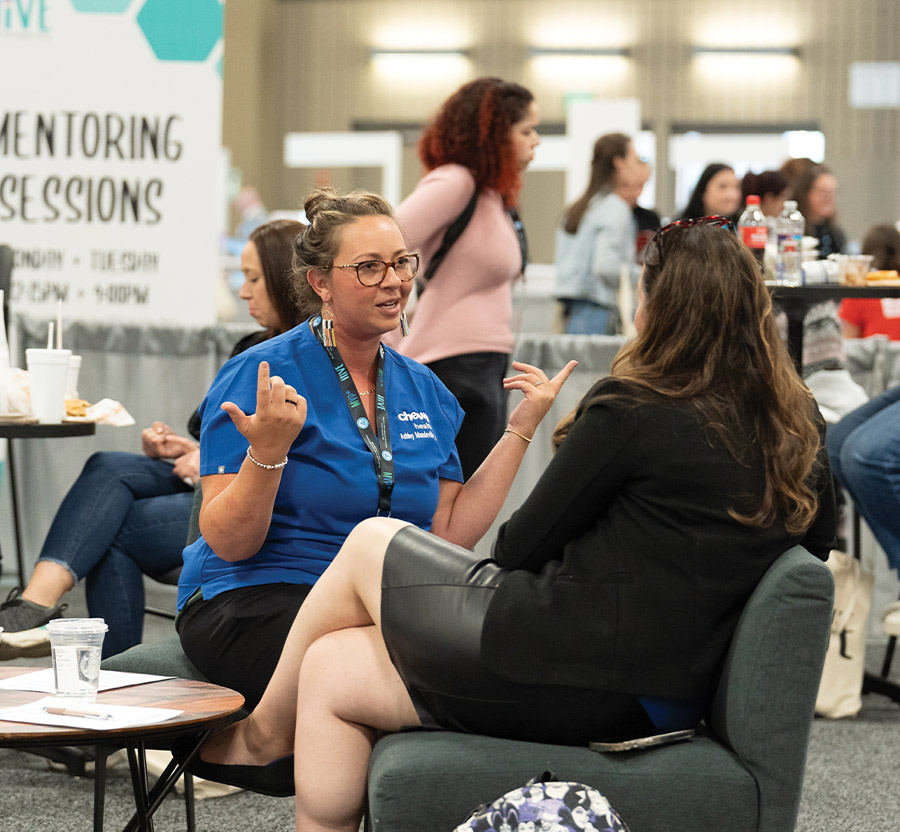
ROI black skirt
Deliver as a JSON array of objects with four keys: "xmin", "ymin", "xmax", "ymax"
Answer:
[{"xmin": 380, "ymin": 526, "xmax": 655, "ymax": 745}]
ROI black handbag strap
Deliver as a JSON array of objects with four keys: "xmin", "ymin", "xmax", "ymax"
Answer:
[
  {"xmin": 418, "ymin": 189, "xmax": 479, "ymax": 289},
  {"xmin": 508, "ymin": 207, "xmax": 528, "ymax": 275},
  {"xmin": 415, "ymin": 190, "xmax": 529, "ymax": 295}
]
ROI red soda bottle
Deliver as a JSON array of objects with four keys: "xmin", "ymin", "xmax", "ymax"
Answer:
[{"xmin": 738, "ymin": 195, "xmax": 767, "ymax": 269}]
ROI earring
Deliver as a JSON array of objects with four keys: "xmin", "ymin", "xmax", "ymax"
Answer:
[
  {"xmin": 399, "ymin": 310, "xmax": 409, "ymax": 337},
  {"xmin": 322, "ymin": 303, "xmax": 336, "ymax": 347}
]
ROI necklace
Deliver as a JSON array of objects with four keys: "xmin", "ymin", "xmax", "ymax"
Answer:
[{"xmin": 359, "ymin": 388, "xmax": 376, "ymax": 396}]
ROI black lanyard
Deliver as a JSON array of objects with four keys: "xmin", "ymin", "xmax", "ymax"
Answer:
[{"xmin": 310, "ymin": 316, "xmax": 394, "ymax": 515}]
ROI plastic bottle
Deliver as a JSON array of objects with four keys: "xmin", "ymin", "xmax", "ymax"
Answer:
[
  {"xmin": 776, "ymin": 200, "xmax": 804, "ymax": 286},
  {"xmin": 738, "ymin": 195, "xmax": 767, "ymax": 270}
]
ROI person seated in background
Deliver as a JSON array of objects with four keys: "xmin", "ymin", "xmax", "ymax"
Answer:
[
  {"xmin": 554, "ymin": 132, "xmax": 644, "ymax": 335},
  {"xmin": 741, "ymin": 168, "xmax": 788, "ymax": 225},
  {"xmin": 175, "ymin": 187, "xmax": 575, "ymax": 710},
  {"xmin": 178, "ymin": 218, "xmax": 834, "ymax": 832},
  {"xmin": 678, "ymin": 162, "xmax": 741, "ymax": 224},
  {"xmin": 0, "ymin": 219, "xmax": 306, "ymax": 660},
  {"xmin": 840, "ymin": 224, "xmax": 900, "ymax": 339},
  {"xmin": 792, "ymin": 163, "xmax": 846, "ymax": 258},
  {"xmin": 827, "ymin": 387, "xmax": 900, "ymax": 630}
]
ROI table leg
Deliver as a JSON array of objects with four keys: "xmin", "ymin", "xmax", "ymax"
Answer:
[
  {"xmin": 122, "ymin": 730, "xmax": 213, "ymax": 832},
  {"xmin": 183, "ymin": 772, "xmax": 196, "ymax": 832},
  {"xmin": 94, "ymin": 745, "xmax": 108, "ymax": 832},
  {"xmin": 6, "ymin": 437, "xmax": 27, "ymax": 583},
  {"xmin": 125, "ymin": 742, "xmax": 154, "ymax": 832}
]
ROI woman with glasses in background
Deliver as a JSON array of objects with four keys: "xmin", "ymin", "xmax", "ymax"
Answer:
[
  {"xmin": 389, "ymin": 77, "xmax": 541, "ymax": 481},
  {"xmin": 175, "ymin": 187, "xmax": 575, "ymax": 709},
  {"xmin": 179, "ymin": 217, "xmax": 834, "ymax": 832}
]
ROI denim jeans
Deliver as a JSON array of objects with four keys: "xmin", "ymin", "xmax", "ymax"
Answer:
[
  {"xmin": 826, "ymin": 385, "xmax": 900, "ymax": 572},
  {"xmin": 37, "ymin": 451, "xmax": 194, "ymax": 657},
  {"xmin": 565, "ymin": 301, "xmax": 617, "ymax": 336}
]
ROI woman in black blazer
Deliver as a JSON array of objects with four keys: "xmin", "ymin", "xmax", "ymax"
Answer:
[{"xmin": 180, "ymin": 215, "xmax": 835, "ymax": 832}]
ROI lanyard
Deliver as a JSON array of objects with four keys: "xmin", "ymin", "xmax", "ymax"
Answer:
[{"xmin": 310, "ymin": 316, "xmax": 394, "ymax": 515}]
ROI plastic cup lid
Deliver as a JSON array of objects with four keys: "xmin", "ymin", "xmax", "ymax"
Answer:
[{"xmin": 47, "ymin": 618, "xmax": 108, "ymax": 634}]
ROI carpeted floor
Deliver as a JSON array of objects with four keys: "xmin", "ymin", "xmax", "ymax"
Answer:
[{"xmin": 1, "ymin": 579, "xmax": 899, "ymax": 831}]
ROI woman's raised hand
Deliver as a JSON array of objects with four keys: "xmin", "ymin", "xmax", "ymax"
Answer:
[
  {"xmin": 503, "ymin": 359, "xmax": 578, "ymax": 440},
  {"xmin": 221, "ymin": 361, "xmax": 306, "ymax": 464}
]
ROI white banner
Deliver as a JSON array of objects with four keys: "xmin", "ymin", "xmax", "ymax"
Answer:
[{"xmin": 0, "ymin": 0, "xmax": 223, "ymax": 326}]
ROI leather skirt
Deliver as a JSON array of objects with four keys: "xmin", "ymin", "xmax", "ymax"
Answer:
[{"xmin": 380, "ymin": 526, "xmax": 654, "ymax": 745}]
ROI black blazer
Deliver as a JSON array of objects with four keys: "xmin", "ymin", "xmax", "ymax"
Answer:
[{"xmin": 482, "ymin": 378, "xmax": 835, "ymax": 703}]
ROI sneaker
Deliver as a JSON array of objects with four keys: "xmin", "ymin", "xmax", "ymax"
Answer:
[{"xmin": 0, "ymin": 588, "xmax": 67, "ymax": 659}]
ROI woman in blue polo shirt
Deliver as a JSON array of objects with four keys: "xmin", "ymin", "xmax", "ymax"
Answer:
[{"xmin": 176, "ymin": 188, "xmax": 575, "ymax": 708}]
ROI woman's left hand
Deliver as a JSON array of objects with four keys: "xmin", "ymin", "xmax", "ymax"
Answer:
[{"xmin": 503, "ymin": 359, "xmax": 578, "ymax": 439}]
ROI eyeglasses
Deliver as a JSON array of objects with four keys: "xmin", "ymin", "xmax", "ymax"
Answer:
[
  {"xmin": 333, "ymin": 254, "xmax": 420, "ymax": 286},
  {"xmin": 646, "ymin": 215, "xmax": 735, "ymax": 270}
]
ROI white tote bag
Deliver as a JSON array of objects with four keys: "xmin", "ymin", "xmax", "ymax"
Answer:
[{"xmin": 815, "ymin": 550, "xmax": 874, "ymax": 719}]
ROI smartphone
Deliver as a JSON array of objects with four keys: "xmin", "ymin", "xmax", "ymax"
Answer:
[{"xmin": 588, "ymin": 728, "xmax": 695, "ymax": 753}]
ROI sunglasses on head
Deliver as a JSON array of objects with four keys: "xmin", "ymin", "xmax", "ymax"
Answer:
[{"xmin": 646, "ymin": 215, "xmax": 735, "ymax": 270}]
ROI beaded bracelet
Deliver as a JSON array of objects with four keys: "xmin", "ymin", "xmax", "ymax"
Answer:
[
  {"xmin": 246, "ymin": 446, "xmax": 288, "ymax": 470},
  {"xmin": 504, "ymin": 427, "xmax": 533, "ymax": 444}
]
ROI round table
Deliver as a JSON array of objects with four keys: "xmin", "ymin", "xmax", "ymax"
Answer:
[{"xmin": 0, "ymin": 666, "xmax": 244, "ymax": 832}]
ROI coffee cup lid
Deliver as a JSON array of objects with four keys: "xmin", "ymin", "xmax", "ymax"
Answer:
[{"xmin": 47, "ymin": 618, "xmax": 108, "ymax": 634}]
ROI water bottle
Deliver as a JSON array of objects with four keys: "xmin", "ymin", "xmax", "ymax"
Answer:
[
  {"xmin": 738, "ymin": 195, "xmax": 767, "ymax": 271},
  {"xmin": 776, "ymin": 200, "xmax": 804, "ymax": 286}
]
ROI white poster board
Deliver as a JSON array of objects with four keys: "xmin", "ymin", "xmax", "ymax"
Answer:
[
  {"xmin": 0, "ymin": 1, "xmax": 223, "ymax": 325},
  {"xmin": 565, "ymin": 99, "xmax": 641, "ymax": 203}
]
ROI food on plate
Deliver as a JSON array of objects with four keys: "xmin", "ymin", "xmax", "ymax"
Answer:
[{"xmin": 65, "ymin": 398, "xmax": 90, "ymax": 417}]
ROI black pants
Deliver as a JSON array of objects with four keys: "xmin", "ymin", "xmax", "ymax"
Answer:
[
  {"xmin": 427, "ymin": 352, "xmax": 508, "ymax": 481},
  {"xmin": 176, "ymin": 582, "xmax": 312, "ymax": 710}
]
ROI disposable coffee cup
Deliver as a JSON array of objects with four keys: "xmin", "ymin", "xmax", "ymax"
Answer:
[
  {"xmin": 25, "ymin": 348, "xmax": 71, "ymax": 423},
  {"xmin": 47, "ymin": 618, "xmax": 108, "ymax": 702},
  {"xmin": 66, "ymin": 354, "xmax": 82, "ymax": 400}
]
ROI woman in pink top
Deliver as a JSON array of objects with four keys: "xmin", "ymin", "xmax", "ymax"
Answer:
[{"xmin": 394, "ymin": 78, "xmax": 541, "ymax": 479}]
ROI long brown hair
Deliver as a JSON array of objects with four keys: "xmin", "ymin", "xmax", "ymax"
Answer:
[
  {"xmin": 248, "ymin": 219, "xmax": 307, "ymax": 334},
  {"xmin": 554, "ymin": 222, "xmax": 821, "ymax": 534},
  {"xmin": 562, "ymin": 133, "xmax": 631, "ymax": 234}
]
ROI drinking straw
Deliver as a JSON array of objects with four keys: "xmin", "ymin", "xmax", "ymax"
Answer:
[
  {"xmin": 47, "ymin": 321, "xmax": 54, "ymax": 349},
  {"xmin": 56, "ymin": 300, "xmax": 63, "ymax": 349}
]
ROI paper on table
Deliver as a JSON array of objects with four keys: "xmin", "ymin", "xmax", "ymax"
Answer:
[
  {"xmin": 0, "ymin": 696, "xmax": 182, "ymax": 731},
  {"xmin": 0, "ymin": 668, "xmax": 173, "ymax": 693}
]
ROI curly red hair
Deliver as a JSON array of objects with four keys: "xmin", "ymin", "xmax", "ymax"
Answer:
[{"xmin": 417, "ymin": 77, "xmax": 533, "ymax": 209}]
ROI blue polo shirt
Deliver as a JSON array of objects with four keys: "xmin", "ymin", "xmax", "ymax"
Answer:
[{"xmin": 177, "ymin": 321, "xmax": 464, "ymax": 609}]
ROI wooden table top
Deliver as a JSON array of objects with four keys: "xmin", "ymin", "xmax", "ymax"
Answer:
[{"xmin": 0, "ymin": 666, "xmax": 244, "ymax": 746}]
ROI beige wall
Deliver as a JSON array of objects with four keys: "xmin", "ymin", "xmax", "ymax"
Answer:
[{"xmin": 223, "ymin": 0, "xmax": 900, "ymax": 262}]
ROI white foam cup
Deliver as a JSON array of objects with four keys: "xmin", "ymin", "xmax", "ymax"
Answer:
[
  {"xmin": 66, "ymin": 354, "xmax": 82, "ymax": 400},
  {"xmin": 47, "ymin": 618, "xmax": 108, "ymax": 702},
  {"xmin": 25, "ymin": 348, "xmax": 71, "ymax": 423}
]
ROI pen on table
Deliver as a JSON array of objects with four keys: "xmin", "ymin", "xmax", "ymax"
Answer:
[{"xmin": 44, "ymin": 706, "xmax": 111, "ymax": 720}]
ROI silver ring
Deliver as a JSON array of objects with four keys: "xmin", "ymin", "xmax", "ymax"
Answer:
[{"xmin": 534, "ymin": 381, "xmax": 545, "ymax": 387}]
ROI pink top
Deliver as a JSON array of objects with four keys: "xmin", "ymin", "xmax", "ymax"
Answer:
[{"xmin": 392, "ymin": 164, "xmax": 522, "ymax": 365}]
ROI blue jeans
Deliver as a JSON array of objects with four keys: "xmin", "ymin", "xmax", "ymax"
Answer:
[
  {"xmin": 37, "ymin": 451, "xmax": 194, "ymax": 657},
  {"xmin": 826, "ymin": 385, "xmax": 900, "ymax": 572},
  {"xmin": 565, "ymin": 301, "xmax": 617, "ymax": 335}
]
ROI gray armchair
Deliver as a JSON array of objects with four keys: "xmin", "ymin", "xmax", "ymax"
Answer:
[{"xmin": 365, "ymin": 545, "xmax": 833, "ymax": 832}]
